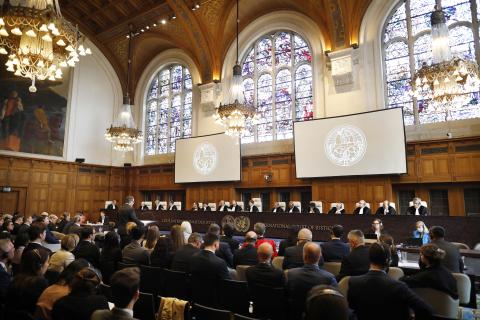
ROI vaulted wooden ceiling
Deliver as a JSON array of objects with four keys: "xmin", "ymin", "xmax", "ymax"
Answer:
[{"xmin": 59, "ymin": 0, "xmax": 372, "ymax": 100}]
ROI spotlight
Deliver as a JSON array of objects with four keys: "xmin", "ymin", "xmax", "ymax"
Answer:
[
  {"xmin": 160, "ymin": 19, "xmax": 167, "ymax": 25},
  {"xmin": 153, "ymin": 23, "xmax": 157, "ymax": 27},
  {"xmin": 146, "ymin": 26, "xmax": 150, "ymax": 29},
  {"xmin": 171, "ymin": 14, "xmax": 176, "ymax": 20},
  {"xmin": 195, "ymin": 2, "xmax": 200, "ymax": 9}
]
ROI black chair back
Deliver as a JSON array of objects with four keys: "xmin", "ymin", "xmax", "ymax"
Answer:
[
  {"xmin": 218, "ymin": 279, "xmax": 250, "ymax": 315},
  {"xmin": 162, "ymin": 269, "xmax": 190, "ymax": 300},
  {"xmin": 190, "ymin": 275, "xmax": 218, "ymax": 307},
  {"xmin": 140, "ymin": 265, "xmax": 163, "ymax": 296},
  {"xmin": 133, "ymin": 292, "xmax": 156, "ymax": 320},
  {"xmin": 99, "ymin": 283, "xmax": 112, "ymax": 302},
  {"xmin": 250, "ymin": 285, "xmax": 288, "ymax": 320},
  {"xmin": 191, "ymin": 303, "xmax": 231, "ymax": 320},
  {"xmin": 117, "ymin": 261, "xmax": 136, "ymax": 270}
]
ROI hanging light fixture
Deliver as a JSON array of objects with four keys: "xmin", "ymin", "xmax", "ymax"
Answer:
[
  {"xmin": 410, "ymin": 4, "xmax": 480, "ymax": 119},
  {"xmin": 0, "ymin": 0, "xmax": 91, "ymax": 92},
  {"xmin": 105, "ymin": 26, "xmax": 142, "ymax": 152},
  {"xmin": 213, "ymin": 0, "xmax": 258, "ymax": 136}
]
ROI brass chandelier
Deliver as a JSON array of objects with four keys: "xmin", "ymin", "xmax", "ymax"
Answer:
[
  {"xmin": 410, "ymin": 4, "xmax": 480, "ymax": 118},
  {"xmin": 0, "ymin": 0, "xmax": 91, "ymax": 92},
  {"xmin": 213, "ymin": 0, "xmax": 258, "ymax": 136}
]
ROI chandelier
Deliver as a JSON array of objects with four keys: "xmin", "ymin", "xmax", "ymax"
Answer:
[
  {"xmin": 410, "ymin": 4, "xmax": 480, "ymax": 118},
  {"xmin": 105, "ymin": 26, "xmax": 142, "ymax": 152},
  {"xmin": 0, "ymin": 0, "xmax": 91, "ymax": 92},
  {"xmin": 213, "ymin": 0, "xmax": 258, "ymax": 136}
]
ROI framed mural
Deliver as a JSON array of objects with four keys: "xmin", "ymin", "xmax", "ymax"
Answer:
[{"xmin": 0, "ymin": 58, "xmax": 70, "ymax": 157}]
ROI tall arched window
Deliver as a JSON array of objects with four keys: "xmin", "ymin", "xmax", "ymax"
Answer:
[
  {"xmin": 242, "ymin": 31, "xmax": 313, "ymax": 143},
  {"xmin": 383, "ymin": 0, "xmax": 480, "ymax": 125},
  {"xmin": 145, "ymin": 65, "xmax": 192, "ymax": 155}
]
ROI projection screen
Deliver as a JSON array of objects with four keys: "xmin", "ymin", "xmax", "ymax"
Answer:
[
  {"xmin": 175, "ymin": 133, "xmax": 241, "ymax": 183},
  {"xmin": 294, "ymin": 108, "xmax": 406, "ymax": 178}
]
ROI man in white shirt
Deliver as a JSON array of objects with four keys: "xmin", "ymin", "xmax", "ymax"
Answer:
[
  {"xmin": 406, "ymin": 198, "xmax": 428, "ymax": 216},
  {"xmin": 353, "ymin": 200, "xmax": 372, "ymax": 215},
  {"xmin": 288, "ymin": 201, "xmax": 300, "ymax": 213},
  {"xmin": 154, "ymin": 199, "xmax": 164, "ymax": 211},
  {"xmin": 272, "ymin": 202, "xmax": 284, "ymax": 213},
  {"xmin": 168, "ymin": 200, "xmax": 178, "ymax": 211},
  {"xmin": 248, "ymin": 200, "xmax": 259, "ymax": 212},
  {"xmin": 217, "ymin": 200, "xmax": 228, "ymax": 212}
]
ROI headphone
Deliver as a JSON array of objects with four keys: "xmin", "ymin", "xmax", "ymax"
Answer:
[{"xmin": 306, "ymin": 287, "xmax": 345, "ymax": 310}]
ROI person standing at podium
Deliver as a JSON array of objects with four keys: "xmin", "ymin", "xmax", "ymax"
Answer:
[{"xmin": 118, "ymin": 196, "xmax": 144, "ymax": 237}]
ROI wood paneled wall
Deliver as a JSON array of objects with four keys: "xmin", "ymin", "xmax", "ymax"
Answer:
[{"xmin": 1, "ymin": 136, "xmax": 480, "ymax": 218}]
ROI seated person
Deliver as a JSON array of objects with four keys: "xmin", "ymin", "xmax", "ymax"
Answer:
[
  {"xmin": 305, "ymin": 285, "xmax": 351, "ymax": 320},
  {"xmin": 233, "ymin": 231, "xmax": 258, "ymax": 267},
  {"xmin": 321, "ymin": 225, "xmax": 350, "ymax": 262},
  {"xmin": 353, "ymin": 200, "xmax": 371, "ymax": 215},
  {"xmin": 154, "ymin": 200, "xmax": 164, "ymax": 211},
  {"xmin": 278, "ymin": 226, "xmax": 299, "ymax": 256},
  {"xmin": 203, "ymin": 201, "xmax": 212, "ymax": 211},
  {"xmin": 271, "ymin": 202, "xmax": 284, "ymax": 213},
  {"xmin": 379, "ymin": 234, "xmax": 398, "ymax": 267},
  {"xmin": 247, "ymin": 199, "xmax": 259, "ymax": 212},
  {"xmin": 413, "ymin": 221, "xmax": 430, "ymax": 245},
  {"xmin": 73, "ymin": 227, "xmax": 100, "ymax": 268},
  {"xmin": 308, "ymin": 202, "xmax": 321, "ymax": 214},
  {"xmin": 217, "ymin": 200, "xmax": 229, "ymax": 212},
  {"xmin": 220, "ymin": 223, "xmax": 240, "ymax": 254},
  {"xmin": 369, "ymin": 218, "xmax": 387, "ymax": 239},
  {"xmin": 337, "ymin": 230, "xmax": 370, "ymax": 281},
  {"xmin": 348, "ymin": 243, "xmax": 433, "ymax": 320},
  {"xmin": 287, "ymin": 201, "xmax": 300, "ymax": 213},
  {"xmin": 400, "ymin": 244, "xmax": 458, "ymax": 299},
  {"xmin": 283, "ymin": 228, "xmax": 321, "ymax": 269},
  {"xmin": 171, "ymin": 233, "xmax": 202, "ymax": 273},
  {"xmin": 141, "ymin": 203, "xmax": 149, "ymax": 210},
  {"xmin": 406, "ymin": 197, "xmax": 429, "ymax": 216},
  {"xmin": 191, "ymin": 202, "xmax": 199, "ymax": 211},
  {"xmin": 167, "ymin": 200, "xmax": 178, "ymax": 211},
  {"xmin": 429, "ymin": 226, "xmax": 463, "ymax": 273},
  {"xmin": 230, "ymin": 200, "xmax": 242, "ymax": 212},
  {"xmin": 254, "ymin": 222, "xmax": 277, "ymax": 257},
  {"xmin": 328, "ymin": 203, "xmax": 345, "ymax": 215},
  {"xmin": 246, "ymin": 242, "xmax": 284, "ymax": 288},
  {"xmin": 207, "ymin": 224, "xmax": 233, "ymax": 267},
  {"xmin": 121, "ymin": 226, "xmax": 149, "ymax": 266},
  {"xmin": 375, "ymin": 200, "xmax": 397, "ymax": 215},
  {"xmin": 98, "ymin": 210, "xmax": 109, "ymax": 225}
]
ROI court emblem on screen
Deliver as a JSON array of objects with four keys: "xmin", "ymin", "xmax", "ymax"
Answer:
[
  {"xmin": 234, "ymin": 216, "xmax": 250, "ymax": 233},
  {"xmin": 324, "ymin": 125, "xmax": 367, "ymax": 167},
  {"xmin": 193, "ymin": 143, "xmax": 218, "ymax": 175}
]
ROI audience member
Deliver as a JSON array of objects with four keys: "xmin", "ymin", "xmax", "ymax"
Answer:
[
  {"xmin": 272, "ymin": 202, "xmax": 284, "ymax": 213},
  {"xmin": 413, "ymin": 221, "xmax": 430, "ymax": 245},
  {"xmin": 24, "ymin": 222, "xmax": 51, "ymax": 255},
  {"xmin": 51, "ymin": 267, "xmax": 109, "ymax": 320},
  {"xmin": 150, "ymin": 236, "xmax": 174, "ymax": 268},
  {"xmin": 283, "ymin": 228, "xmax": 319, "ymax": 269},
  {"xmin": 308, "ymin": 202, "xmax": 321, "ymax": 214},
  {"xmin": 12, "ymin": 214, "xmax": 23, "ymax": 235},
  {"xmin": 305, "ymin": 285, "xmax": 350, "ymax": 320},
  {"xmin": 65, "ymin": 215, "xmax": 82, "ymax": 236},
  {"xmin": 428, "ymin": 226, "xmax": 463, "ymax": 273},
  {"xmin": 99, "ymin": 231, "xmax": 122, "ymax": 284},
  {"xmin": 288, "ymin": 201, "xmax": 300, "ymax": 213},
  {"xmin": 120, "ymin": 221, "xmax": 137, "ymax": 249},
  {"xmin": 180, "ymin": 221, "xmax": 192, "ymax": 243},
  {"xmin": 328, "ymin": 203, "xmax": 345, "ymax": 215},
  {"xmin": 278, "ymin": 226, "xmax": 299, "ymax": 256},
  {"xmin": 6, "ymin": 248, "xmax": 50, "ymax": 317},
  {"xmin": 230, "ymin": 200, "xmax": 242, "ymax": 212},
  {"xmin": 98, "ymin": 211, "xmax": 109, "ymax": 226},
  {"xmin": 1, "ymin": 219, "xmax": 14, "ymax": 234},
  {"xmin": 0, "ymin": 239, "xmax": 14, "ymax": 300},
  {"xmin": 91, "ymin": 267, "xmax": 141, "ymax": 320},
  {"xmin": 321, "ymin": 224, "xmax": 350, "ymax": 262},
  {"xmin": 246, "ymin": 242, "xmax": 284, "ymax": 288},
  {"xmin": 233, "ymin": 231, "xmax": 258, "ymax": 267},
  {"xmin": 348, "ymin": 242, "xmax": 433, "ymax": 320},
  {"xmin": 254, "ymin": 222, "xmax": 278, "ymax": 257},
  {"xmin": 56, "ymin": 213, "xmax": 70, "ymax": 234},
  {"xmin": 286, "ymin": 242, "xmax": 337, "ymax": 319},
  {"xmin": 37, "ymin": 214, "xmax": 60, "ymax": 244},
  {"xmin": 207, "ymin": 223, "xmax": 233, "ymax": 267},
  {"xmin": 17, "ymin": 215, "xmax": 33, "ymax": 235},
  {"xmin": 337, "ymin": 230, "xmax": 369, "ymax": 280},
  {"xmin": 375, "ymin": 200, "xmax": 397, "ymax": 215},
  {"xmin": 172, "ymin": 232, "xmax": 202, "ymax": 272},
  {"xmin": 122, "ymin": 226, "xmax": 149, "ymax": 266},
  {"xmin": 73, "ymin": 227, "xmax": 100, "ymax": 268},
  {"xmin": 49, "ymin": 234, "xmax": 78, "ymax": 273},
  {"xmin": 48, "ymin": 214, "xmax": 59, "ymax": 232},
  {"xmin": 143, "ymin": 225, "xmax": 160, "ymax": 253},
  {"xmin": 406, "ymin": 197, "xmax": 429, "ymax": 216},
  {"xmin": 369, "ymin": 218, "xmax": 386, "ymax": 239},
  {"xmin": 35, "ymin": 259, "xmax": 91, "ymax": 320},
  {"xmin": 353, "ymin": 200, "xmax": 372, "ymax": 215},
  {"xmin": 12, "ymin": 232, "xmax": 29, "ymax": 273},
  {"xmin": 220, "ymin": 223, "xmax": 240, "ymax": 254},
  {"xmin": 401, "ymin": 243, "xmax": 458, "ymax": 299},
  {"xmin": 170, "ymin": 224, "xmax": 186, "ymax": 252},
  {"xmin": 379, "ymin": 234, "xmax": 398, "ymax": 267}
]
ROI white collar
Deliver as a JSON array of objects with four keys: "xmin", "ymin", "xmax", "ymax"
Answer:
[
  {"xmin": 205, "ymin": 248, "xmax": 216, "ymax": 254},
  {"xmin": 0, "ymin": 261, "xmax": 6, "ymax": 271}
]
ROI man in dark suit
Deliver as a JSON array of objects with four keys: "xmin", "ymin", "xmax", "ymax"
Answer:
[
  {"xmin": 17, "ymin": 215, "xmax": 32, "ymax": 235},
  {"xmin": 375, "ymin": 200, "xmax": 397, "ymax": 215},
  {"xmin": 12, "ymin": 214, "xmax": 23, "ymax": 235},
  {"xmin": 229, "ymin": 200, "xmax": 242, "ymax": 212},
  {"xmin": 56, "ymin": 213, "xmax": 70, "ymax": 234},
  {"xmin": 327, "ymin": 203, "xmax": 345, "ymax": 215},
  {"xmin": 106, "ymin": 200, "xmax": 117, "ymax": 211},
  {"xmin": 23, "ymin": 222, "xmax": 51, "ymax": 255},
  {"xmin": 171, "ymin": 233, "xmax": 202, "ymax": 273},
  {"xmin": 247, "ymin": 199, "xmax": 259, "ymax": 212},
  {"xmin": 337, "ymin": 230, "xmax": 370, "ymax": 281},
  {"xmin": 271, "ymin": 202, "xmax": 284, "ymax": 213},
  {"xmin": 353, "ymin": 200, "xmax": 372, "ymax": 215},
  {"xmin": 203, "ymin": 202, "xmax": 212, "ymax": 211},
  {"xmin": 65, "ymin": 215, "xmax": 83, "ymax": 236},
  {"xmin": 233, "ymin": 231, "xmax": 258, "ymax": 267},
  {"xmin": 321, "ymin": 224, "xmax": 350, "ymax": 262},
  {"xmin": 153, "ymin": 200, "xmax": 164, "ymax": 211},
  {"xmin": 406, "ymin": 197, "xmax": 429, "ymax": 216},
  {"xmin": 429, "ymin": 226, "xmax": 463, "ymax": 273},
  {"xmin": 287, "ymin": 201, "xmax": 300, "ymax": 213},
  {"xmin": 286, "ymin": 242, "xmax": 337, "ymax": 319},
  {"xmin": 283, "ymin": 228, "xmax": 322, "ymax": 269},
  {"xmin": 118, "ymin": 196, "xmax": 144, "ymax": 236},
  {"xmin": 91, "ymin": 267, "xmax": 140, "ymax": 320},
  {"xmin": 246, "ymin": 242, "xmax": 284, "ymax": 288},
  {"xmin": 98, "ymin": 210, "xmax": 109, "ymax": 225},
  {"xmin": 73, "ymin": 227, "xmax": 101, "ymax": 268},
  {"xmin": 217, "ymin": 200, "xmax": 229, "ymax": 212},
  {"xmin": 0, "ymin": 239, "xmax": 14, "ymax": 300},
  {"xmin": 121, "ymin": 226, "xmax": 149, "ymax": 266},
  {"xmin": 37, "ymin": 214, "xmax": 59, "ymax": 244},
  {"xmin": 167, "ymin": 200, "xmax": 178, "ymax": 211},
  {"xmin": 308, "ymin": 202, "xmax": 321, "ymax": 214},
  {"xmin": 220, "ymin": 223, "xmax": 240, "ymax": 254},
  {"xmin": 348, "ymin": 243, "xmax": 433, "ymax": 320},
  {"xmin": 207, "ymin": 224, "xmax": 233, "ymax": 267}
]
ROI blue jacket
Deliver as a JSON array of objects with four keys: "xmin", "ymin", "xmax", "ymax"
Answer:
[{"xmin": 412, "ymin": 230, "xmax": 429, "ymax": 245}]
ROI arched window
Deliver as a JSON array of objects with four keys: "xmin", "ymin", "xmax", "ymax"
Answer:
[
  {"xmin": 242, "ymin": 31, "xmax": 313, "ymax": 143},
  {"xmin": 145, "ymin": 65, "xmax": 192, "ymax": 155},
  {"xmin": 383, "ymin": 0, "xmax": 480, "ymax": 125}
]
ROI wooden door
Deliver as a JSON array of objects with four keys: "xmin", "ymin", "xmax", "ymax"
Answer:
[{"xmin": 0, "ymin": 191, "xmax": 19, "ymax": 215}]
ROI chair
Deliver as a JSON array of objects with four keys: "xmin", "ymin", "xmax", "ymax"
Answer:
[
  {"xmin": 117, "ymin": 262, "xmax": 136, "ymax": 270},
  {"xmin": 409, "ymin": 201, "xmax": 428, "ymax": 207},
  {"xmin": 411, "ymin": 288, "xmax": 459, "ymax": 319},
  {"xmin": 237, "ymin": 201, "xmax": 245, "ymax": 210},
  {"xmin": 252, "ymin": 197, "xmax": 262, "ymax": 212},
  {"xmin": 236, "ymin": 265, "xmax": 250, "ymax": 281},
  {"xmin": 233, "ymin": 315, "xmax": 259, "ymax": 320},
  {"xmin": 99, "ymin": 283, "xmax": 112, "ymax": 302},
  {"xmin": 157, "ymin": 201, "xmax": 167, "ymax": 209},
  {"xmin": 250, "ymin": 285, "xmax": 288, "ymax": 320},
  {"xmin": 377, "ymin": 202, "xmax": 396, "ymax": 209},
  {"xmin": 141, "ymin": 201, "xmax": 152, "ymax": 209},
  {"xmin": 162, "ymin": 269, "xmax": 190, "ymax": 300},
  {"xmin": 173, "ymin": 201, "xmax": 182, "ymax": 210},
  {"xmin": 229, "ymin": 268, "xmax": 238, "ymax": 280},
  {"xmin": 452, "ymin": 273, "xmax": 471, "ymax": 305},
  {"xmin": 140, "ymin": 265, "xmax": 163, "ymax": 296},
  {"xmin": 218, "ymin": 280, "xmax": 250, "ymax": 315},
  {"xmin": 44, "ymin": 269, "xmax": 60, "ymax": 284},
  {"xmin": 451, "ymin": 242, "xmax": 470, "ymax": 250},
  {"xmin": 278, "ymin": 201, "xmax": 286, "ymax": 211},
  {"xmin": 337, "ymin": 276, "xmax": 350, "ymax": 297},
  {"xmin": 133, "ymin": 292, "xmax": 156, "ymax": 320},
  {"xmin": 292, "ymin": 201, "xmax": 301, "ymax": 212},
  {"xmin": 191, "ymin": 303, "xmax": 231, "ymax": 320},
  {"xmin": 387, "ymin": 267, "xmax": 404, "ymax": 281},
  {"xmin": 310, "ymin": 201, "xmax": 323, "ymax": 213},
  {"xmin": 323, "ymin": 262, "xmax": 341, "ymax": 276},
  {"xmin": 191, "ymin": 274, "xmax": 221, "ymax": 307},
  {"xmin": 208, "ymin": 203, "xmax": 217, "ymax": 211},
  {"xmin": 272, "ymin": 256, "xmax": 284, "ymax": 271}
]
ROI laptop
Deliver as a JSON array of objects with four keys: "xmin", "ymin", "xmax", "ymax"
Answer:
[
  {"xmin": 404, "ymin": 237, "xmax": 423, "ymax": 248},
  {"xmin": 364, "ymin": 233, "xmax": 378, "ymax": 240}
]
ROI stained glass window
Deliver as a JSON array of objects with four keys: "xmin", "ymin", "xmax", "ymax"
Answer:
[
  {"xmin": 145, "ymin": 65, "xmax": 192, "ymax": 155},
  {"xmin": 242, "ymin": 31, "xmax": 313, "ymax": 143},
  {"xmin": 383, "ymin": 0, "xmax": 480, "ymax": 125}
]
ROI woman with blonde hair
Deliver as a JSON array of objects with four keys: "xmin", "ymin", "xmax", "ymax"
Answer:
[
  {"xmin": 413, "ymin": 221, "xmax": 430, "ymax": 244},
  {"xmin": 48, "ymin": 234, "xmax": 78, "ymax": 273},
  {"xmin": 180, "ymin": 221, "xmax": 192, "ymax": 243},
  {"xmin": 144, "ymin": 225, "xmax": 160, "ymax": 252}
]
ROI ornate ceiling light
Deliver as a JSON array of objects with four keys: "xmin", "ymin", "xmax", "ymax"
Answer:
[
  {"xmin": 105, "ymin": 26, "xmax": 142, "ymax": 152},
  {"xmin": 410, "ymin": 4, "xmax": 480, "ymax": 119},
  {"xmin": 213, "ymin": 0, "xmax": 258, "ymax": 136},
  {"xmin": 0, "ymin": 0, "xmax": 91, "ymax": 92}
]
